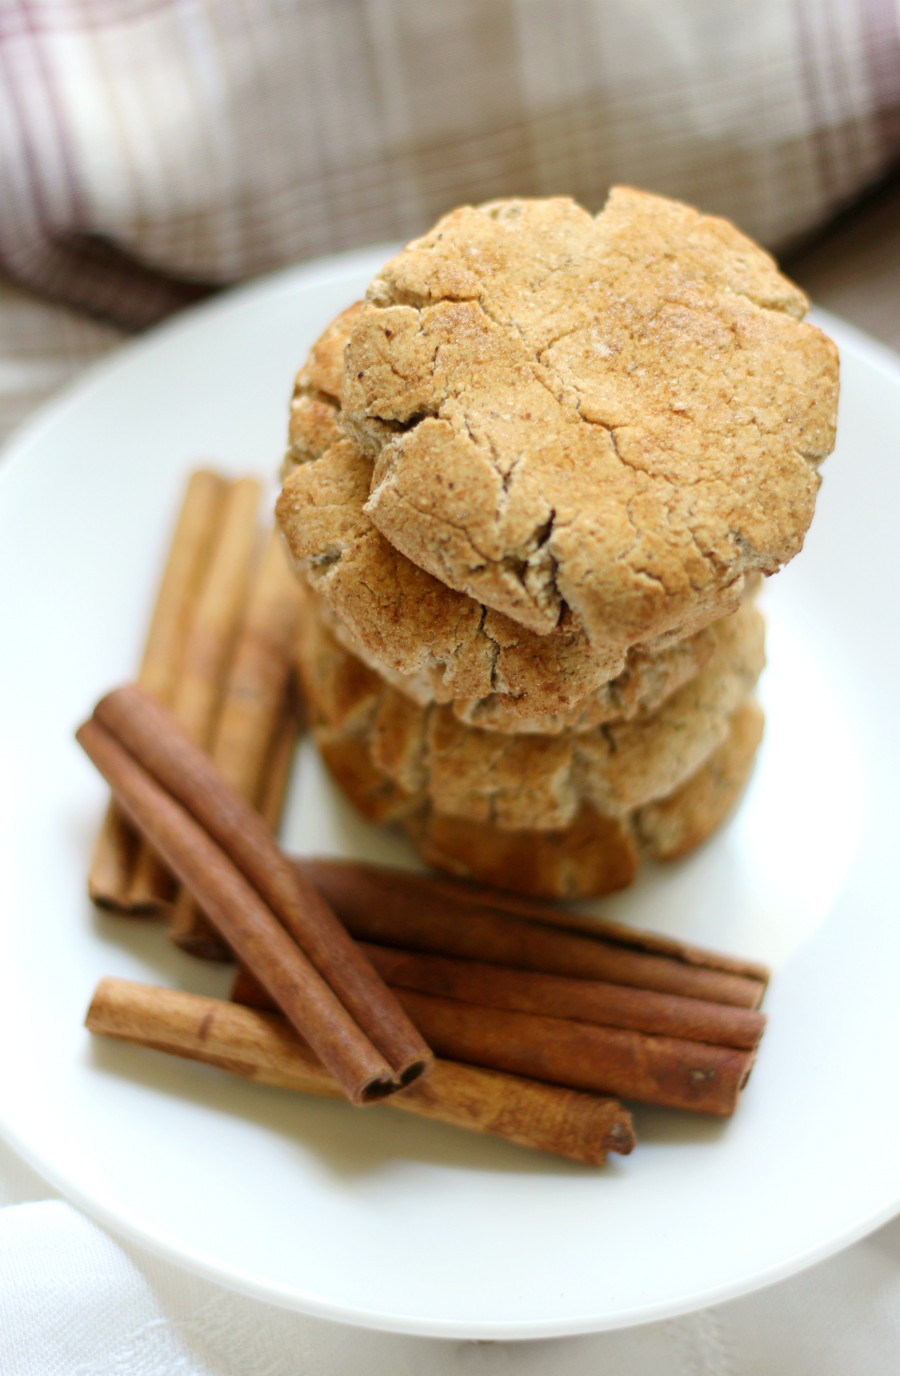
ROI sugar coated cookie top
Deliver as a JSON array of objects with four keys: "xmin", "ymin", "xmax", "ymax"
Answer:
[{"xmin": 342, "ymin": 188, "xmax": 838, "ymax": 649}]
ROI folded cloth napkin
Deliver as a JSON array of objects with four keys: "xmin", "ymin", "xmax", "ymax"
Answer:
[
  {"xmin": 1, "ymin": 0, "xmax": 898, "ymax": 327},
  {"xmin": 2, "ymin": 1137, "xmax": 900, "ymax": 1376}
]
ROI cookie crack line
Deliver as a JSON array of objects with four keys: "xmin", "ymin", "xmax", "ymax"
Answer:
[
  {"xmin": 337, "ymin": 188, "xmax": 835, "ymax": 651},
  {"xmin": 384, "ymin": 286, "xmax": 799, "ymax": 513},
  {"xmin": 592, "ymin": 208, "xmax": 807, "ymax": 320},
  {"xmin": 364, "ymin": 485, "xmax": 498, "ymax": 571}
]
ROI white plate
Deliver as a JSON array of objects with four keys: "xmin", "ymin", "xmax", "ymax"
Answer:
[{"xmin": 0, "ymin": 251, "xmax": 898, "ymax": 1340}]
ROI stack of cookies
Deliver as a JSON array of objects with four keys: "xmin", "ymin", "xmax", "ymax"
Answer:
[{"xmin": 276, "ymin": 189, "xmax": 838, "ymax": 899}]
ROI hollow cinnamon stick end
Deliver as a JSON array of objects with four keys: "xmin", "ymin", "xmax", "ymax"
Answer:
[
  {"xmin": 356, "ymin": 1050, "xmax": 434, "ymax": 1104},
  {"xmin": 89, "ymin": 887, "xmax": 167, "ymax": 917},
  {"xmin": 231, "ymin": 967, "xmax": 269, "ymax": 1008},
  {"xmin": 398, "ymin": 1056, "xmax": 432, "ymax": 1087},
  {"xmin": 169, "ymin": 895, "xmax": 234, "ymax": 961},
  {"xmin": 125, "ymin": 863, "xmax": 177, "ymax": 915},
  {"xmin": 359, "ymin": 1074, "xmax": 405, "ymax": 1105}
]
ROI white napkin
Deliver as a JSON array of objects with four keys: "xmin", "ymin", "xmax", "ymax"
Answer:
[{"xmin": 3, "ymin": 1136, "xmax": 899, "ymax": 1376}]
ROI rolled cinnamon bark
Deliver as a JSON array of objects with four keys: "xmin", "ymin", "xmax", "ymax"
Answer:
[
  {"xmin": 360, "ymin": 945, "xmax": 765, "ymax": 1051},
  {"xmin": 374, "ymin": 868, "xmax": 771, "ymax": 983},
  {"xmin": 129, "ymin": 476, "xmax": 262, "ymax": 911},
  {"xmin": 78, "ymin": 716, "xmax": 408, "ymax": 1103},
  {"xmin": 233, "ymin": 963, "xmax": 757, "ymax": 1115},
  {"xmin": 89, "ymin": 469, "xmax": 228, "ymax": 911},
  {"xmin": 93, "ymin": 684, "xmax": 430, "ymax": 1084},
  {"xmin": 79, "ymin": 684, "xmax": 433, "ymax": 1097},
  {"xmin": 394, "ymin": 989, "xmax": 754, "ymax": 1116},
  {"xmin": 173, "ymin": 687, "xmax": 303, "ymax": 963},
  {"xmin": 257, "ymin": 687, "xmax": 304, "ymax": 828},
  {"xmin": 170, "ymin": 531, "xmax": 305, "ymax": 957},
  {"xmin": 296, "ymin": 858, "xmax": 768, "ymax": 1010},
  {"xmin": 232, "ymin": 946, "xmax": 763, "ymax": 1052},
  {"xmin": 86, "ymin": 979, "xmax": 635, "ymax": 1165}
]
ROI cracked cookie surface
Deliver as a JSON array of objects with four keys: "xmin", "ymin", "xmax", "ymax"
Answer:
[
  {"xmin": 405, "ymin": 698, "xmax": 765, "ymax": 898},
  {"xmin": 315, "ymin": 583, "xmax": 721, "ymax": 734},
  {"xmin": 343, "ymin": 188, "xmax": 838, "ymax": 651},
  {"xmin": 295, "ymin": 591, "xmax": 765, "ymax": 831},
  {"xmin": 279, "ymin": 303, "xmax": 739, "ymax": 726},
  {"xmin": 312, "ymin": 674, "xmax": 764, "ymax": 901}
]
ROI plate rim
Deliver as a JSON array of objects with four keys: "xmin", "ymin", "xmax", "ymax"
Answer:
[
  {"xmin": 2, "ymin": 1092, "xmax": 899, "ymax": 1341},
  {"xmin": 2, "ymin": 260, "xmax": 899, "ymax": 1339}
]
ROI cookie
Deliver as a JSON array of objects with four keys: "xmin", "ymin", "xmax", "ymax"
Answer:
[
  {"xmin": 636, "ymin": 695, "xmax": 765, "ymax": 861},
  {"xmin": 316, "ymin": 584, "xmax": 720, "ymax": 734},
  {"xmin": 285, "ymin": 302, "xmax": 362, "ymax": 471},
  {"xmin": 406, "ymin": 698, "xmax": 765, "ymax": 898},
  {"xmin": 281, "ymin": 406, "xmax": 655, "ymax": 714},
  {"xmin": 296, "ymin": 592, "xmax": 765, "ymax": 829},
  {"xmin": 278, "ymin": 307, "xmax": 746, "ymax": 721},
  {"xmin": 342, "ymin": 189, "xmax": 838, "ymax": 653}
]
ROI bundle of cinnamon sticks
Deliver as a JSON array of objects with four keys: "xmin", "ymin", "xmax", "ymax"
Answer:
[
  {"xmin": 88, "ymin": 470, "xmax": 302, "ymax": 959},
  {"xmin": 79, "ymin": 468, "xmax": 770, "ymax": 1167}
]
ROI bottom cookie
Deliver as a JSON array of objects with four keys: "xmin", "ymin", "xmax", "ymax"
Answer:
[{"xmin": 320, "ymin": 697, "xmax": 764, "ymax": 899}]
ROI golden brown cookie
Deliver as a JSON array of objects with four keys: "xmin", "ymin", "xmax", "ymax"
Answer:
[
  {"xmin": 280, "ymin": 411, "xmax": 650, "ymax": 712},
  {"xmin": 323, "ymin": 699, "xmax": 764, "ymax": 900},
  {"xmin": 278, "ymin": 306, "xmax": 745, "ymax": 721},
  {"xmin": 343, "ymin": 189, "xmax": 838, "ymax": 652},
  {"xmin": 296, "ymin": 592, "xmax": 765, "ymax": 829},
  {"xmin": 637, "ymin": 696, "xmax": 765, "ymax": 861},
  {"xmin": 316, "ymin": 584, "xmax": 720, "ymax": 733},
  {"xmin": 407, "ymin": 800, "xmax": 641, "ymax": 901},
  {"xmin": 285, "ymin": 302, "xmax": 363, "ymax": 471},
  {"xmin": 407, "ymin": 698, "xmax": 764, "ymax": 897}
]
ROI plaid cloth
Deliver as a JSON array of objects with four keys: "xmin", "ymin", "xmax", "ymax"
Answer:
[
  {"xmin": 1, "ymin": 0, "xmax": 898, "ymax": 331},
  {"xmin": 0, "ymin": 0, "xmax": 898, "ymax": 443}
]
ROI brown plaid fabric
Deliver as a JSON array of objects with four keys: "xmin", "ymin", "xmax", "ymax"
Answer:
[{"xmin": 0, "ymin": 0, "xmax": 898, "ymax": 438}]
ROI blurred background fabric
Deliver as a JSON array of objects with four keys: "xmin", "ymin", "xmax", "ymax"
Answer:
[{"xmin": 1, "ymin": 0, "xmax": 899, "ymax": 331}]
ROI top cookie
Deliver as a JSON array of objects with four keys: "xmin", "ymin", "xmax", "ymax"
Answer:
[
  {"xmin": 278, "ymin": 303, "xmax": 731, "ymax": 726},
  {"xmin": 342, "ymin": 188, "xmax": 838, "ymax": 650}
]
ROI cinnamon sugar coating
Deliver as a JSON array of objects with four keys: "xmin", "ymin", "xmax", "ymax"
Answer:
[
  {"xmin": 342, "ymin": 189, "xmax": 837, "ymax": 652},
  {"xmin": 295, "ymin": 592, "xmax": 764, "ymax": 831},
  {"xmin": 278, "ymin": 303, "xmax": 751, "ymax": 726}
]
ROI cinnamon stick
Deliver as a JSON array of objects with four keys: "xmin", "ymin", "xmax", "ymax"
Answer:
[
  {"xmin": 373, "ymin": 868, "xmax": 771, "ymax": 984},
  {"xmin": 257, "ymin": 686, "xmax": 304, "ymax": 830},
  {"xmin": 232, "ymin": 945, "xmax": 763, "ymax": 1051},
  {"xmin": 170, "ymin": 531, "xmax": 305, "ymax": 957},
  {"xmin": 87, "ymin": 979, "xmax": 635, "ymax": 1165},
  {"xmin": 175, "ymin": 688, "xmax": 303, "ymax": 962},
  {"xmin": 77, "ymin": 684, "xmax": 432, "ymax": 1099},
  {"xmin": 89, "ymin": 470, "xmax": 228, "ymax": 911},
  {"xmin": 233, "ymin": 958, "xmax": 758, "ymax": 1115},
  {"xmin": 362, "ymin": 946, "xmax": 764, "ymax": 1051},
  {"xmin": 296, "ymin": 858, "xmax": 769, "ymax": 1011},
  {"xmin": 129, "ymin": 476, "xmax": 262, "ymax": 911},
  {"xmin": 78, "ymin": 718, "xmax": 396, "ymax": 1102},
  {"xmin": 395, "ymin": 990, "xmax": 754, "ymax": 1116}
]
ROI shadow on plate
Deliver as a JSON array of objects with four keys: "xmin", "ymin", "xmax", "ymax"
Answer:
[{"xmin": 84, "ymin": 1035, "xmax": 636, "ymax": 1182}]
